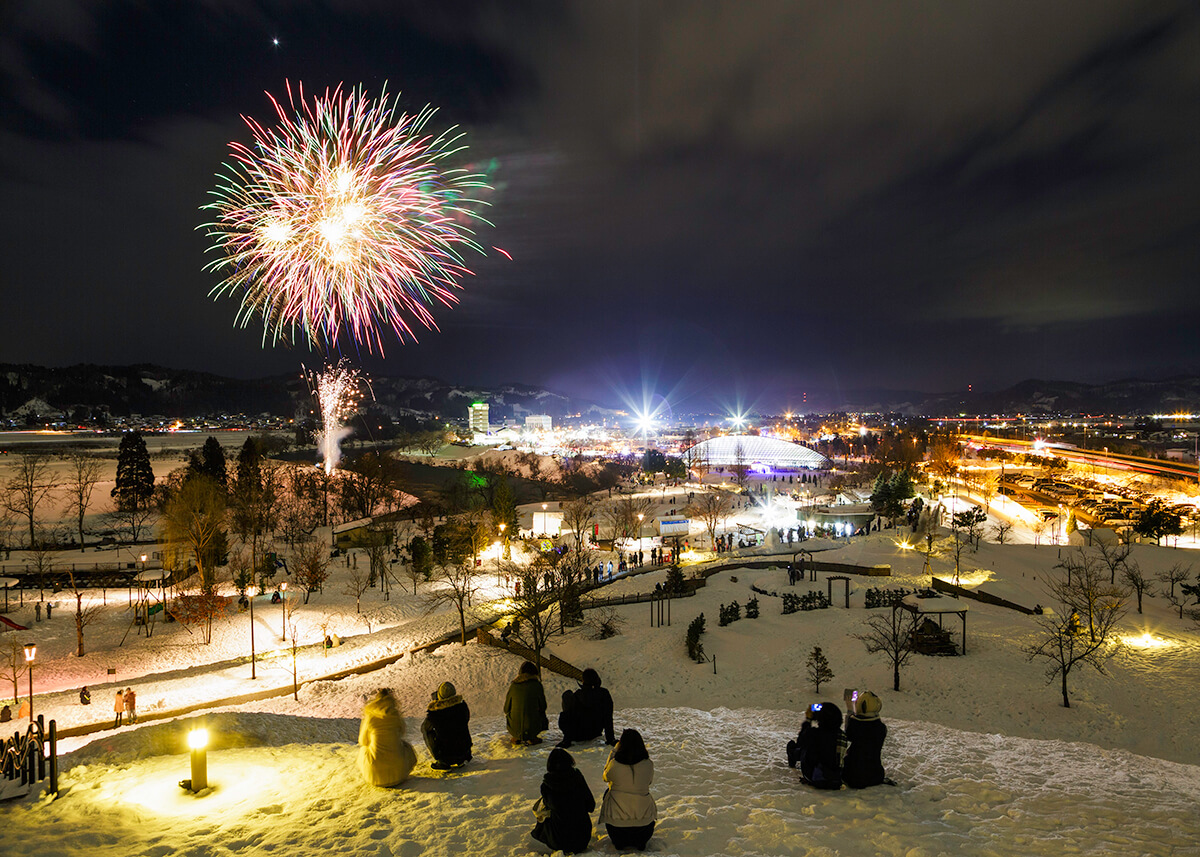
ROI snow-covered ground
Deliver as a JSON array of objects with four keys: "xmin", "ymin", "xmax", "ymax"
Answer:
[{"xmin": 4, "ymin": 520, "xmax": 1200, "ymax": 856}]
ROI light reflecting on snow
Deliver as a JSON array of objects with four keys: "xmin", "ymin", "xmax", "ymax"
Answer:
[
  {"xmin": 120, "ymin": 753, "xmax": 286, "ymax": 817},
  {"xmin": 1122, "ymin": 632, "xmax": 1177, "ymax": 649}
]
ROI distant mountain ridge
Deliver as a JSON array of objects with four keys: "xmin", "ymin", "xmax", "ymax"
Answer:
[
  {"xmin": 0, "ymin": 363, "xmax": 617, "ymax": 423},
  {"xmin": 2, "ymin": 363, "xmax": 1198, "ymax": 422},
  {"xmin": 816, "ymin": 376, "xmax": 1200, "ymax": 416}
]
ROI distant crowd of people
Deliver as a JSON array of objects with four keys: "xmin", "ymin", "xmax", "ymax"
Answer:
[{"xmin": 355, "ymin": 663, "xmax": 890, "ymax": 854}]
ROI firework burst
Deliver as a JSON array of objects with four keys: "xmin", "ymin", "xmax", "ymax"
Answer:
[
  {"xmin": 202, "ymin": 82, "xmax": 491, "ymax": 352},
  {"xmin": 308, "ymin": 360, "xmax": 367, "ymax": 474}
]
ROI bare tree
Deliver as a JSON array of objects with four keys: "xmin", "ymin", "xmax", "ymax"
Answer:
[
  {"xmin": 507, "ymin": 563, "xmax": 559, "ymax": 665},
  {"xmin": 927, "ymin": 436, "xmax": 961, "ymax": 488},
  {"xmin": 424, "ymin": 558, "xmax": 478, "ymax": 645},
  {"xmin": 1054, "ymin": 549, "xmax": 1127, "ymax": 643},
  {"xmin": 730, "ymin": 440, "xmax": 750, "ymax": 488},
  {"xmin": 4, "ymin": 640, "xmax": 29, "ymax": 707},
  {"xmin": 1121, "ymin": 560, "xmax": 1152, "ymax": 614},
  {"xmin": 65, "ymin": 568, "xmax": 105, "ymax": 657},
  {"xmin": 1094, "ymin": 540, "xmax": 1132, "ymax": 585},
  {"xmin": 169, "ymin": 587, "xmax": 227, "ymax": 645},
  {"xmin": 343, "ymin": 562, "xmax": 372, "ymax": 614},
  {"xmin": 64, "ymin": 452, "xmax": 103, "ymax": 548},
  {"xmin": 292, "ymin": 538, "xmax": 331, "ymax": 603},
  {"xmin": 685, "ymin": 491, "xmax": 734, "ymax": 549},
  {"xmin": 3, "ymin": 453, "xmax": 58, "ymax": 548},
  {"xmin": 25, "ymin": 534, "xmax": 61, "ymax": 600},
  {"xmin": 1158, "ymin": 562, "xmax": 1195, "ymax": 618},
  {"xmin": 1026, "ymin": 565, "xmax": 1127, "ymax": 707},
  {"xmin": 106, "ymin": 499, "xmax": 157, "ymax": 545},
  {"xmin": 854, "ymin": 607, "xmax": 921, "ymax": 691},
  {"xmin": 991, "ymin": 520, "xmax": 1014, "ymax": 544},
  {"xmin": 278, "ymin": 464, "xmax": 324, "ymax": 546},
  {"xmin": 561, "ymin": 497, "xmax": 597, "ymax": 553}
]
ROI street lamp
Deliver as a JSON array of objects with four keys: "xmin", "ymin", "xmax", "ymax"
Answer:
[
  {"xmin": 499, "ymin": 522, "xmax": 507, "ymax": 562},
  {"xmin": 280, "ymin": 582, "xmax": 288, "ymax": 642},
  {"xmin": 186, "ymin": 726, "xmax": 208, "ymax": 792},
  {"xmin": 23, "ymin": 642, "xmax": 35, "ymax": 720},
  {"xmin": 637, "ymin": 513, "xmax": 644, "ymax": 552},
  {"xmin": 248, "ymin": 586, "xmax": 258, "ymax": 680}
]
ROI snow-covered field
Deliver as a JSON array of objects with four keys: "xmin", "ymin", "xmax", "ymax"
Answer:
[{"xmin": 1, "ymin": 448, "xmax": 1199, "ymax": 855}]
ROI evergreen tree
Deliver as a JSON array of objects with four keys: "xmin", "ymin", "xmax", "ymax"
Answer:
[
  {"xmin": 236, "ymin": 437, "xmax": 262, "ymax": 493},
  {"xmin": 199, "ymin": 436, "xmax": 228, "ymax": 490},
  {"xmin": 112, "ymin": 431, "xmax": 155, "ymax": 511},
  {"xmin": 490, "ymin": 474, "xmax": 517, "ymax": 534},
  {"xmin": 806, "ymin": 645, "xmax": 835, "ymax": 693}
]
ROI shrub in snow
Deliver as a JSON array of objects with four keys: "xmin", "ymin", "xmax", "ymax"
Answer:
[
  {"xmin": 745, "ymin": 597, "xmax": 759, "ymax": 619},
  {"xmin": 686, "ymin": 614, "xmax": 706, "ymax": 662}
]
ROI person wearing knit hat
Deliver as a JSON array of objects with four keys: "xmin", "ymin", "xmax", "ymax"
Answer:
[
  {"xmin": 843, "ymin": 691, "xmax": 888, "ymax": 788},
  {"xmin": 422, "ymin": 681, "xmax": 473, "ymax": 770}
]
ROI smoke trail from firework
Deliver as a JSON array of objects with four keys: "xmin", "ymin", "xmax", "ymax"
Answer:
[
  {"xmin": 308, "ymin": 361, "xmax": 366, "ymax": 474},
  {"xmin": 202, "ymin": 82, "xmax": 492, "ymax": 352}
]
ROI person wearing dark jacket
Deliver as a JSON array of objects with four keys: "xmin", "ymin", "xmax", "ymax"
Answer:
[
  {"xmin": 557, "ymin": 667, "xmax": 616, "ymax": 749},
  {"xmin": 505, "ymin": 661, "xmax": 549, "ymax": 745},
  {"xmin": 842, "ymin": 691, "xmax": 887, "ymax": 788},
  {"xmin": 786, "ymin": 702, "xmax": 845, "ymax": 789},
  {"xmin": 530, "ymin": 747, "xmax": 595, "ymax": 855},
  {"xmin": 421, "ymin": 681, "xmax": 472, "ymax": 770}
]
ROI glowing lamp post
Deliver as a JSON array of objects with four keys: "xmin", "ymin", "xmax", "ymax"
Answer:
[
  {"xmin": 186, "ymin": 727, "xmax": 208, "ymax": 792},
  {"xmin": 248, "ymin": 586, "xmax": 258, "ymax": 680},
  {"xmin": 23, "ymin": 643, "xmax": 35, "ymax": 720},
  {"xmin": 637, "ymin": 513, "xmax": 645, "ymax": 551},
  {"xmin": 280, "ymin": 582, "xmax": 288, "ymax": 642},
  {"xmin": 499, "ymin": 522, "xmax": 507, "ymax": 563}
]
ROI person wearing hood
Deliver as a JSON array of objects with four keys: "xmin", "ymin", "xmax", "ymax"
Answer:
[
  {"xmin": 529, "ymin": 747, "xmax": 595, "ymax": 855},
  {"xmin": 557, "ymin": 667, "xmax": 616, "ymax": 749},
  {"xmin": 786, "ymin": 701, "xmax": 845, "ymax": 789},
  {"xmin": 422, "ymin": 681, "xmax": 472, "ymax": 770},
  {"xmin": 598, "ymin": 728, "xmax": 657, "ymax": 851},
  {"xmin": 357, "ymin": 688, "xmax": 418, "ymax": 787},
  {"xmin": 504, "ymin": 661, "xmax": 548, "ymax": 746},
  {"xmin": 842, "ymin": 691, "xmax": 888, "ymax": 788}
]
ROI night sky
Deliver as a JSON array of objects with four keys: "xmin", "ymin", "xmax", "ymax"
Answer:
[{"xmin": 2, "ymin": 1, "xmax": 1198, "ymax": 414}]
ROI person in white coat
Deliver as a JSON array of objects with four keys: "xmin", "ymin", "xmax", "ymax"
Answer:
[
  {"xmin": 598, "ymin": 728, "xmax": 657, "ymax": 851},
  {"xmin": 357, "ymin": 688, "xmax": 417, "ymax": 787}
]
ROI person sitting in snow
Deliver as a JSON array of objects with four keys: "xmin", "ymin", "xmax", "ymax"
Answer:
[
  {"xmin": 422, "ymin": 681, "xmax": 472, "ymax": 770},
  {"xmin": 530, "ymin": 746, "xmax": 595, "ymax": 854},
  {"xmin": 79, "ymin": 686, "xmax": 91, "ymax": 705},
  {"xmin": 842, "ymin": 691, "xmax": 888, "ymax": 789},
  {"xmin": 557, "ymin": 668, "xmax": 616, "ymax": 749},
  {"xmin": 786, "ymin": 701, "xmax": 846, "ymax": 789},
  {"xmin": 505, "ymin": 661, "xmax": 549, "ymax": 746},
  {"xmin": 357, "ymin": 688, "xmax": 417, "ymax": 787},
  {"xmin": 598, "ymin": 728, "xmax": 658, "ymax": 851}
]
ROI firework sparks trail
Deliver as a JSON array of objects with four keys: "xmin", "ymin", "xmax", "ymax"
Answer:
[
  {"xmin": 202, "ymin": 81, "xmax": 492, "ymax": 352},
  {"xmin": 308, "ymin": 361, "xmax": 367, "ymax": 474}
]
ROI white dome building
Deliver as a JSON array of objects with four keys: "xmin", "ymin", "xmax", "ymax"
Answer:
[{"xmin": 683, "ymin": 435, "xmax": 829, "ymax": 471}]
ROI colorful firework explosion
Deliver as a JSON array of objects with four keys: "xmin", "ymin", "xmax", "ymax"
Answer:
[
  {"xmin": 202, "ymin": 82, "xmax": 491, "ymax": 352},
  {"xmin": 308, "ymin": 360, "xmax": 367, "ymax": 474}
]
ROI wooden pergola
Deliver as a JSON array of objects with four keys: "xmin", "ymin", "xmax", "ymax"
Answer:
[{"xmin": 898, "ymin": 592, "xmax": 969, "ymax": 654}]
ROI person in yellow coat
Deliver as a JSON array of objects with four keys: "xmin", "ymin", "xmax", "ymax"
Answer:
[{"xmin": 357, "ymin": 688, "xmax": 417, "ymax": 787}]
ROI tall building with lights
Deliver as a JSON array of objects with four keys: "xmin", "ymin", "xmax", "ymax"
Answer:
[
  {"xmin": 525, "ymin": 414, "xmax": 552, "ymax": 431},
  {"xmin": 469, "ymin": 402, "xmax": 489, "ymax": 434}
]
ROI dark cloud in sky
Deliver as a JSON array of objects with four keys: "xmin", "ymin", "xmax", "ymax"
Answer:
[{"xmin": 1, "ymin": 1, "xmax": 1198, "ymax": 413}]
